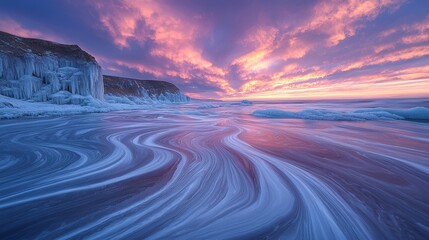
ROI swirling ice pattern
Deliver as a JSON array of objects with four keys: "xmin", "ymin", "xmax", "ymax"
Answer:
[{"xmin": 0, "ymin": 110, "xmax": 428, "ymax": 239}]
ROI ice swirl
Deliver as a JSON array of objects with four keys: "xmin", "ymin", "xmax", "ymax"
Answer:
[{"xmin": 0, "ymin": 109, "xmax": 428, "ymax": 239}]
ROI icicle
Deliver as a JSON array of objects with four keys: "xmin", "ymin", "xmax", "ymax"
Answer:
[{"xmin": 0, "ymin": 52, "xmax": 104, "ymax": 102}]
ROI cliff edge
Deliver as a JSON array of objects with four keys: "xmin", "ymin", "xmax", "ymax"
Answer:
[{"xmin": 104, "ymin": 75, "xmax": 189, "ymax": 103}]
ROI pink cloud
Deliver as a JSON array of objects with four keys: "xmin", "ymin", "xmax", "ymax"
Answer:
[
  {"xmin": 89, "ymin": 0, "xmax": 426, "ymax": 99},
  {"xmin": 297, "ymin": 0, "xmax": 404, "ymax": 46},
  {"xmin": 93, "ymin": 0, "xmax": 234, "ymax": 96}
]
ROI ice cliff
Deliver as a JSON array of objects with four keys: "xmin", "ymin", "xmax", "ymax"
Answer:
[
  {"xmin": 0, "ymin": 30, "xmax": 189, "ymax": 119},
  {"xmin": 0, "ymin": 31, "xmax": 104, "ymax": 104},
  {"xmin": 104, "ymin": 75, "xmax": 190, "ymax": 103}
]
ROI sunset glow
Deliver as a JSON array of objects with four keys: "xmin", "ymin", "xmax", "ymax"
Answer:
[
  {"xmin": 1, "ymin": 0, "xmax": 428, "ymax": 99},
  {"xmin": 1, "ymin": 2, "xmax": 429, "ymax": 239}
]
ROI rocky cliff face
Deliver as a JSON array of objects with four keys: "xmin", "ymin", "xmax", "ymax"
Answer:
[
  {"xmin": 0, "ymin": 31, "xmax": 104, "ymax": 104},
  {"xmin": 104, "ymin": 75, "xmax": 189, "ymax": 103}
]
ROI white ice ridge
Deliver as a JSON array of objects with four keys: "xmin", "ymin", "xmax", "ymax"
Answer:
[
  {"xmin": 0, "ymin": 94, "xmax": 192, "ymax": 119},
  {"xmin": 0, "ymin": 53, "xmax": 104, "ymax": 102},
  {"xmin": 252, "ymin": 107, "xmax": 429, "ymax": 121},
  {"xmin": 105, "ymin": 91, "xmax": 190, "ymax": 105}
]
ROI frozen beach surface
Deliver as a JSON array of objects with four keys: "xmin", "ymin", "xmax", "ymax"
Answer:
[{"xmin": 1, "ymin": 98, "xmax": 428, "ymax": 239}]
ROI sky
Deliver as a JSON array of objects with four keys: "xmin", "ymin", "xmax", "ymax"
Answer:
[{"xmin": 0, "ymin": 0, "xmax": 428, "ymax": 100}]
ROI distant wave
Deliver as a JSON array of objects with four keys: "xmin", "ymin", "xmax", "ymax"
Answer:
[{"xmin": 252, "ymin": 107, "xmax": 429, "ymax": 121}]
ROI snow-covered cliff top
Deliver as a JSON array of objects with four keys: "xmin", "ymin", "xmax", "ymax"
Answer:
[{"xmin": 0, "ymin": 31, "xmax": 95, "ymax": 62}]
